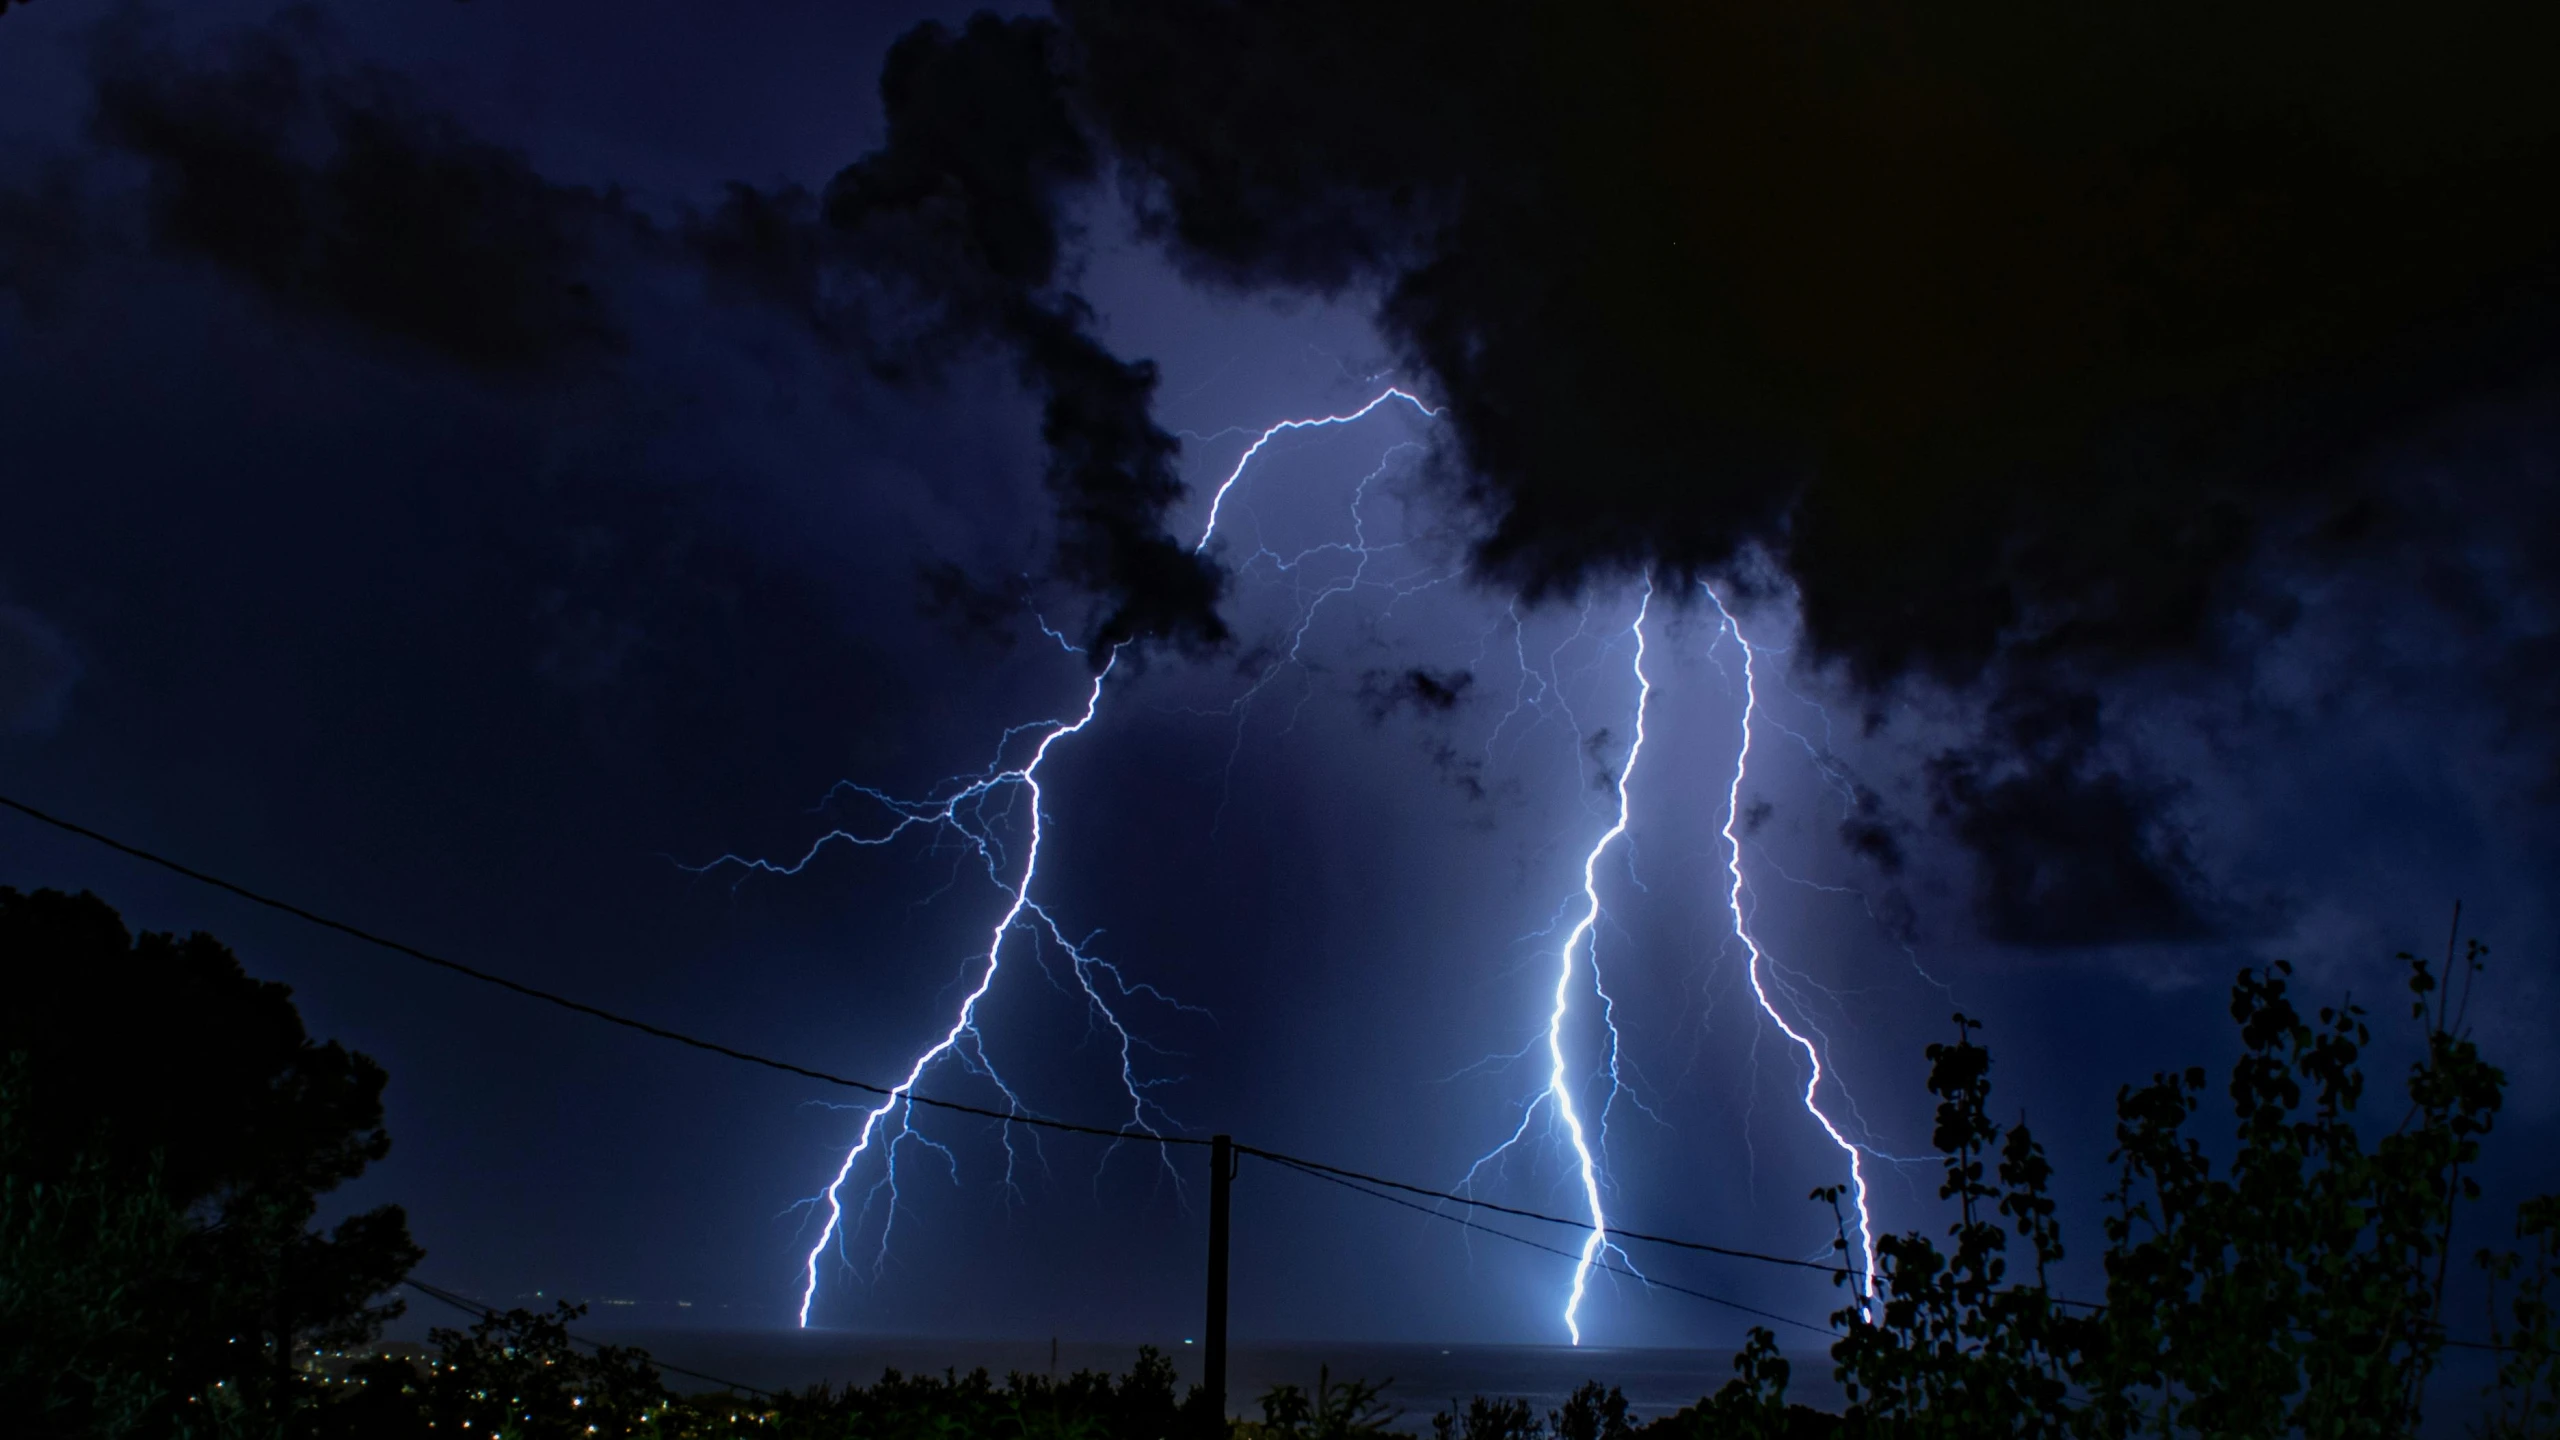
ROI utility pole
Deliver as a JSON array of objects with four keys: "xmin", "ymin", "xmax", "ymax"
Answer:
[{"xmin": 1205, "ymin": 1134, "xmax": 1234, "ymax": 1430}]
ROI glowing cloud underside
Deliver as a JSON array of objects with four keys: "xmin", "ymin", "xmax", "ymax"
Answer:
[
  {"xmin": 744, "ymin": 388, "xmax": 1435, "ymax": 1328},
  {"xmin": 1704, "ymin": 585, "xmax": 1880, "ymax": 1305}
]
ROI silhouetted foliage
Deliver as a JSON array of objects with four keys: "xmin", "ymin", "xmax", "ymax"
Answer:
[
  {"xmin": 12, "ymin": 882, "xmax": 2557, "ymax": 1439},
  {"xmin": 2085, "ymin": 946, "xmax": 2503, "ymax": 1436},
  {"xmin": 0, "ymin": 886, "xmax": 421, "ymax": 1435},
  {"xmin": 1645, "ymin": 1330, "xmax": 1839, "ymax": 1439},
  {"xmin": 2477, "ymin": 1195, "xmax": 2560, "ymax": 1438},
  {"xmin": 331, "ymin": 1301, "xmax": 672, "ymax": 1440},
  {"xmin": 284, "ymin": 931, "xmax": 2560, "ymax": 1440},
  {"xmin": 1550, "ymin": 1381, "xmax": 1634, "ymax": 1440},
  {"xmin": 1433, "ymin": 1394, "xmax": 1542, "ymax": 1440},
  {"xmin": 0, "ymin": 1057, "xmax": 189, "ymax": 1435},
  {"xmin": 1660, "ymin": 935, "xmax": 2537, "ymax": 1440},
  {"xmin": 1822, "ymin": 1013, "xmax": 2085, "ymax": 1436},
  {"xmin": 1253, "ymin": 1367, "xmax": 1402, "ymax": 1440},
  {"xmin": 743, "ymin": 1346, "xmax": 1199, "ymax": 1440},
  {"xmin": 1625, "ymin": 931, "xmax": 2548, "ymax": 1439}
]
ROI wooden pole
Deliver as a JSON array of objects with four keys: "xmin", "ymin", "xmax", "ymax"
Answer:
[{"xmin": 1206, "ymin": 1134, "xmax": 1234, "ymax": 1429}]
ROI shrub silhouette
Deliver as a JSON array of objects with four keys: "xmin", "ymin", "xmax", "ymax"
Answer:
[{"xmin": 1255, "ymin": 1366, "xmax": 1402, "ymax": 1440}]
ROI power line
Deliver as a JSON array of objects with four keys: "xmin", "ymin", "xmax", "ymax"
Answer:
[
  {"xmin": 1238, "ymin": 1144, "xmax": 1861, "ymax": 1283},
  {"xmin": 0, "ymin": 793, "xmax": 1201, "ymax": 1152},
  {"xmin": 11, "ymin": 792, "xmax": 2531, "ymax": 1358},
  {"xmin": 0, "ymin": 791, "xmax": 1873, "ymax": 1287},
  {"xmin": 401, "ymin": 1278, "xmax": 773, "ymax": 1397},
  {"xmin": 1257, "ymin": 1152, "xmax": 1841, "ymax": 1340},
  {"xmin": 1265, "ymin": 1155, "xmax": 2539, "ymax": 1360}
]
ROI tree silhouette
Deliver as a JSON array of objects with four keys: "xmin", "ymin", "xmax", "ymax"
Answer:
[{"xmin": 0, "ymin": 886, "xmax": 421, "ymax": 1434}]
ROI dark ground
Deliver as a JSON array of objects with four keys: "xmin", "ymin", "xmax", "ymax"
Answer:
[{"xmin": 556, "ymin": 1330, "xmax": 1801, "ymax": 1419}]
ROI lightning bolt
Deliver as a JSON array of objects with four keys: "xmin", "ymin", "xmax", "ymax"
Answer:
[
  {"xmin": 1463, "ymin": 579, "xmax": 1655, "ymax": 1345},
  {"xmin": 746, "ymin": 661, "xmax": 1127, "ymax": 1328},
  {"xmin": 1192, "ymin": 388, "xmax": 1436, "ymax": 551},
  {"xmin": 1703, "ymin": 584, "xmax": 1880, "ymax": 1306},
  {"xmin": 705, "ymin": 387, "xmax": 1437, "ymax": 1328},
  {"xmin": 720, "ymin": 388, "xmax": 1888, "ymax": 1338},
  {"xmin": 1194, "ymin": 430, "xmax": 1450, "ymax": 817}
]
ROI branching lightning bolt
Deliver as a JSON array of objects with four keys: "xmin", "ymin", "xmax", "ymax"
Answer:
[
  {"xmin": 1191, "ymin": 388, "xmax": 1436, "ymax": 553},
  {"xmin": 714, "ymin": 381, "xmax": 1898, "ymax": 1339},
  {"xmin": 751, "ymin": 662, "xmax": 1126, "ymax": 1327},
  {"xmin": 707, "ymin": 387, "xmax": 1436, "ymax": 1328},
  {"xmin": 1703, "ymin": 585, "xmax": 1879, "ymax": 1307},
  {"xmin": 1463, "ymin": 579, "xmax": 1655, "ymax": 1345}
]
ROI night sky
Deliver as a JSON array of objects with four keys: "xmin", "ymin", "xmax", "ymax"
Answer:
[{"xmin": 2, "ymin": 0, "xmax": 2557, "ymax": 1353}]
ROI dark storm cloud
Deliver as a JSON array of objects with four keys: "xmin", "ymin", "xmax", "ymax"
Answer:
[
  {"xmin": 1009, "ymin": 297, "xmax": 1223, "ymax": 650},
  {"xmin": 1358, "ymin": 665, "xmax": 1473, "ymax": 721},
  {"xmin": 0, "ymin": 603, "xmax": 79, "ymax": 735},
  {"xmin": 81, "ymin": 14, "xmax": 631, "ymax": 371},
  {"xmin": 2491, "ymin": 636, "xmax": 2560, "ymax": 798},
  {"xmin": 1927, "ymin": 690, "xmax": 2210, "ymax": 948},
  {"xmin": 2384, "ymin": 425, "xmax": 2560, "ymax": 797},
  {"xmin": 19, "ymin": 9, "xmax": 1221, "ymax": 659},
  {"xmin": 0, "ymin": 11, "xmax": 997, "ymax": 786},
  {"xmin": 787, "ymin": 0, "xmax": 2560, "ymax": 945},
  {"xmin": 0, "ymin": 164, "xmax": 86, "ymax": 319},
  {"xmin": 700, "ymin": 14, "xmax": 1227, "ymax": 655},
  {"xmin": 915, "ymin": 560, "xmax": 1037, "ymax": 652},
  {"xmin": 687, "ymin": 183, "xmax": 832, "ymax": 332},
  {"xmin": 1838, "ymin": 784, "xmax": 1904, "ymax": 877},
  {"xmin": 1354, "ymin": 665, "xmax": 1489, "ymax": 804},
  {"xmin": 1061, "ymin": 0, "xmax": 2560, "ymax": 671},
  {"xmin": 28, "ymin": 3, "xmax": 2555, "ymax": 944}
]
